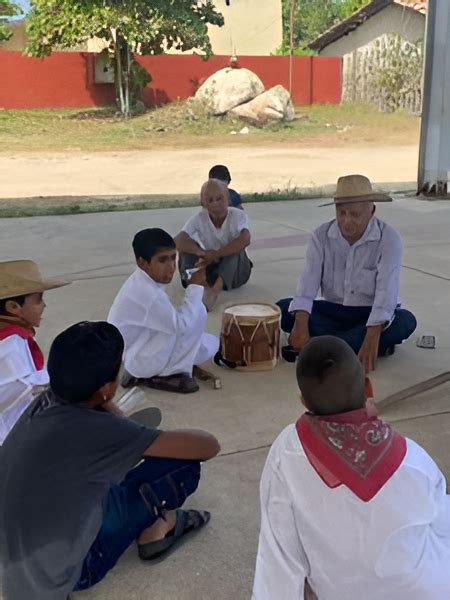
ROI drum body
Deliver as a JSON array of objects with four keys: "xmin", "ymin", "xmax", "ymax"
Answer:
[{"xmin": 220, "ymin": 303, "xmax": 281, "ymax": 371}]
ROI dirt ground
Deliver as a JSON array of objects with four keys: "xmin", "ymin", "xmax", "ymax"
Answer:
[{"xmin": 0, "ymin": 143, "xmax": 418, "ymax": 199}]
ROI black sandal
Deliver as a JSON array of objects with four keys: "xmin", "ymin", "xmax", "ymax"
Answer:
[{"xmin": 138, "ymin": 509, "xmax": 211, "ymax": 562}]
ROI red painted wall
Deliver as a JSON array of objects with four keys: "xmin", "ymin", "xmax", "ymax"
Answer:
[
  {"xmin": 0, "ymin": 51, "xmax": 341, "ymax": 109},
  {"xmin": 0, "ymin": 52, "xmax": 115, "ymax": 109}
]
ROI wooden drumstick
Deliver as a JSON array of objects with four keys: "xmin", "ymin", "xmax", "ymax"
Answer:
[{"xmin": 193, "ymin": 365, "xmax": 222, "ymax": 390}]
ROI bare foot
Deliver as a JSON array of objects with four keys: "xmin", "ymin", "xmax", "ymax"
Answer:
[
  {"xmin": 203, "ymin": 286, "xmax": 219, "ymax": 312},
  {"xmin": 137, "ymin": 510, "xmax": 177, "ymax": 544}
]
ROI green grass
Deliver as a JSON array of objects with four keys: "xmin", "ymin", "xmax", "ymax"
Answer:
[
  {"xmin": 0, "ymin": 101, "xmax": 420, "ymax": 153},
  {"xmin": 0, "ymin": 188, "xmax": 328, "ymax": 218}
]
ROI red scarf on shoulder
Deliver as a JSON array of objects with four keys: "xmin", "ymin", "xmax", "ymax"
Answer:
[
  {"xmin": 296, "ymin": 384, "xmax": 406, "ymax": 502},
  {"xmin": 0, "ymin": 318, "xmax": 44, "ymax": 370}
]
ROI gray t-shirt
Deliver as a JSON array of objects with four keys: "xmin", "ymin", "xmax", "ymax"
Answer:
[{"xmin": 0, "ymin": 390, "xmax": 159, "ymax": 600}]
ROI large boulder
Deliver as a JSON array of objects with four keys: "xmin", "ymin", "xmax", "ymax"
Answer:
[
  {"xmin": 228, "ymin": 85, "xmax": 295, "ymax": 126},
  {"xmin": 195, "ymin": 67, "xmax": 265, "ymax": 115}
]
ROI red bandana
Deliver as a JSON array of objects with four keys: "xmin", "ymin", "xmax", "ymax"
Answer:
[
  {"xmin": 296, "ymin": 404, "xmax": 406, "ymax": 502},
  {"xmin": 0, "ymin": 324, "xmax": 44, "ymax": 370}
]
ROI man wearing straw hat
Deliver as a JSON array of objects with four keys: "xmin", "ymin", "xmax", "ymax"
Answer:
[
  {"xmin": 0, "ymin": 260, "xmax": 68, "ymax": 443},
  {"xmin": 277, "ymin": 175, "xmax": 417, "ymax": 373}
]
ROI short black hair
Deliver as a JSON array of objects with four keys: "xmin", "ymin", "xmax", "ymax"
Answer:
[
  {"xmin": 296, "ymin": 336, "xmax": 365, "ymax": 416},
  {"xmin": 208, "ymin": 164, "xmax": 231, "ymax": 183},
  {"xmin": 47, "ymin": 321, "xmax": 124, "ymax": 404},
  {"xmin": 0, "ymin": 295, "xmax": 27, "ymax": 316},
  {"xmin": 132, "ymin": 228, "xmax": 176, "ymax": 262}
]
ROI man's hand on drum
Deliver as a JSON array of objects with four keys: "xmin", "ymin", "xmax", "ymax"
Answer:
[
  {"xmin": 289, "ymin": 311, "xmax": 311, "ymax": 351},
  {"xmin": 358, "ymin": 325, "xmax": 383, "ymax": 374}
]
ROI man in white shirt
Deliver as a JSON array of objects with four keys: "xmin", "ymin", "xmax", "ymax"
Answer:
[
  {"xmin": 175, "ymin": 179, "xmax": 252, "ymax": 311},
  {"xmin": 253, "ymin": 336, "xmax": 450, "ymax": 600},
  {"xmin": 108, "ymin": 228, "xmax": 219, "ymax": 394},
  {"xmin": 278, "ymin": 175, "xmax": 417, "ymax": 373}
]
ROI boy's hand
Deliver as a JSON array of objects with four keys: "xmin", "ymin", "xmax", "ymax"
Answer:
[{"xmin": 189, "ymin": 266, "xmax": 206, "ymax": 286}]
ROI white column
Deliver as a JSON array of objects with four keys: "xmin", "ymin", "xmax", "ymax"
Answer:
[{"xmin": 418, "ymin": 0, "xmax": 450, "ymax": 195}]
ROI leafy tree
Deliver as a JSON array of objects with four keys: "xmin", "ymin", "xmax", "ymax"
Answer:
[
  {"xmin": 0, "ymin": 0, "xmax": 21, "ymax": 42},
  {"xmin": 280, "ymin": 0, "xmax": 369, "ymax": 51},
  {"xmin": 26, "ymin": 0, "xmax": 224, "ymax": 117}
]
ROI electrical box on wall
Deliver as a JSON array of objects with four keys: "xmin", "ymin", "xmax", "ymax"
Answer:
[{"xmin": 94, "ymin": 53, "xmax": 115, "ymax": 84}]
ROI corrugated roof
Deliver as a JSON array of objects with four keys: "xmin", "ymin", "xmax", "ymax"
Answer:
[{"xmin": 309, "ymin": 0, "xmax": 427, "ymax": 52}]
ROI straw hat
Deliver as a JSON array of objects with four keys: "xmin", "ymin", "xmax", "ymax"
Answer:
[
  {"xmin": 321, "ymin": 174, "xmax": 392, "ymax": 206},
  {"xmin": 0, "ymin": 260, "xmax": 69, "ymax": 301}
]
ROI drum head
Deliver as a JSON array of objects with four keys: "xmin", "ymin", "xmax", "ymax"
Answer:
[{"xmin": 224, "ymin": 303, "xmax": 280, "ymax": 318}]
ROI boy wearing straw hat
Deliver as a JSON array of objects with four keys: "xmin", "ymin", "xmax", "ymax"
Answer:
[
  {"xmin": 277, "ymin": 175, "xmax": 417, "ymax": 373},
  {"xmin": 0, "ymin": 260, "xmax": 68, "ymax": 443}
]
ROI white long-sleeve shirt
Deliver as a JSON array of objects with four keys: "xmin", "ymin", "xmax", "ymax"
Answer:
[
  {"xmin": 108, "ymin": 268, "xmax": 216, "ymax": 378},
  {"xmin": 289, "ymin": 217, "xmax": 403, "ymax": 326},
  {"xmin": 0, "ymin": 335, "xmax": 49, "ymax": 444},
  {"xmin": 253, "ymin": 424, "xmax": 450, "ymax": 600}
]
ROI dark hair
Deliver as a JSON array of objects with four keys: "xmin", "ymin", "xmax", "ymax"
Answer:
[
  {"xmin": 208, "ymin": 164, "xmax": 231, "ymax": 183},
  {"xmin": 0, "ymin": 295, "xmax": 27, "ymax": 316},
  {"xmin": 132, "ymin": 228, "xmax": 176, "ymax": 262},
  {"xmin": 47, "ymin": 321, "xmax": 124, "ymax": 404},
  {"xmin": 296, "ymin": 336, "xmax": 365, "ymax": 416}
]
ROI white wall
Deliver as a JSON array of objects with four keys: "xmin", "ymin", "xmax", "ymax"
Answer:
[{"xmin": 319, "ymin": 4, "xmax": 425, "ymax": 57}]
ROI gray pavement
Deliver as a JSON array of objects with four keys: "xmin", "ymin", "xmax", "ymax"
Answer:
[{"xmin": 1, "ymin": 196, "xmax": 450, "ymax": 599}]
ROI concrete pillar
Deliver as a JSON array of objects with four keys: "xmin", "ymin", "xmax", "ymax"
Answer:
[{"xmin": 418, "ymin": 0, "xmax": 450, "ymax": 196}]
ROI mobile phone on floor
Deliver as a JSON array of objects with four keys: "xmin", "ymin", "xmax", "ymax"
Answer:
[{"xmin": 416, "ymin": 335, "xmax": 436, "ymax": 349}]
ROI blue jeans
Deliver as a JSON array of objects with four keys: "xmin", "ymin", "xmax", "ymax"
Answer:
[
  {"xmin": 74, "ymin": 457, "xmax": 201, "ymax": 591},
  {"xmin": 276, "ymin": 299, "xmax": 417, "ymax": 355}
]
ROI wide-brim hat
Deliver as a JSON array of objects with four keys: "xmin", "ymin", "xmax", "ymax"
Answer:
[
  {"xmin": 0, "ymin": 260, "xmax": 70, "ymax": 301},
  {"xmin": 321, "ymin": 174, "xmax": 392, "ymax": 206}
]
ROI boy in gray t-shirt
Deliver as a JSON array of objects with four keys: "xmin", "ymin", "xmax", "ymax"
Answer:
[{"xmin": 0, "ymin": 321, "xmax": 219, "ymax": 600}]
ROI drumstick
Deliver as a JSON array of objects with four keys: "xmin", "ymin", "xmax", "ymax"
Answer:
[{"xmin": 186, "ymin": 267, "xmax": 202, "ymax": 278}]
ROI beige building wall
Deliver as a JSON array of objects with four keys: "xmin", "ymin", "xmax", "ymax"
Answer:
[
  {"xmin": 319, "ymin": 4, "xmax": 425, "ymax": 57},
  {"xmin": 0, "ymin": 20, "xmax": 27, "ymax": 51},
  {"xmin": 208, "ymin": 0, "xmax": 282, "ymax": 56}
]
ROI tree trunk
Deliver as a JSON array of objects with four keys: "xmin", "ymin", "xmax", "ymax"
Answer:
[{"xmin": 114, "ymin": 31, "xmax": 130, "ymax": 118}]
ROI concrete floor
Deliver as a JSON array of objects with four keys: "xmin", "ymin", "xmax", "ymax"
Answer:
[{"xmin": 1, "ymin": 196, "xmax": 450, "ymax": 599}]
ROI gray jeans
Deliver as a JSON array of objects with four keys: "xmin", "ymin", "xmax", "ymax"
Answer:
[{"xmin": 179, "ymin": 250, "xmax": 252, "ymax": 290}]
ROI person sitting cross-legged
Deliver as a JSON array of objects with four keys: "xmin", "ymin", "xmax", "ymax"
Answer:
[
  {"xmin": 175, "ymin": 179, "xmax": 252, "ymax": 312},
  {"xmin": 277, "ymin": 174, "xmax": 417, "ymax": 373},
  {"xmin": 253, "ymin": 336, "xmax": 450, "ymax": 600},
  {"xmin": 108, "ymin": 228, "xmax": 219, "ymax": 394},
  {"xmin": 0, "ymin": 321, "xmax": 220, "ymax": 600}
]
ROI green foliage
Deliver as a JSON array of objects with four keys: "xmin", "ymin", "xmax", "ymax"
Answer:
[
  {"xmin": 26, "ymin": 0, "xmax": 223, "ymax": 57},
  {"xmin": 280, "ymin": 0, "xmax": 369, "ymax": 51},
  {"xmin": 25, "ymin": 0, "xmax": 224, "ymax": 116},
  {"xmin": 0, "ymin": 0, "xmax": 21, "ymax": 42}
]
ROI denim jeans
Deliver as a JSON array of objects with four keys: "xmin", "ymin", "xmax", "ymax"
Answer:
[
  {"xmin": 74, "ymin": 457, "xmax": 201, "ymax": 591},
  {"xmin": 276, "ymin": 299, "xmax": 417, "ymax": 355}
]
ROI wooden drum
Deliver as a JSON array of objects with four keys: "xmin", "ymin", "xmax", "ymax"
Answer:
[{"xmin": 220, "ymin": 303, "xmax": 281, "ymax": 372}]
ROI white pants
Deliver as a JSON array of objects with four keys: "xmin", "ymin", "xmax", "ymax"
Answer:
[{"xmin": 160, "ymin": 331, "xmax": 219, "ymax": 377}]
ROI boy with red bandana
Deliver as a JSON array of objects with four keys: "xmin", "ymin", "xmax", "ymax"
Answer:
[{"xmin": 253, "ymin": 336, "xmax": 450, "ymax": 599}]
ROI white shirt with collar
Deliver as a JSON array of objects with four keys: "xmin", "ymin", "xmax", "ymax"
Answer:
[
  {"xmin": 289, "ymin": 216, "xmax": 403, "ymax": 326},
  {"xmin": 182, "ymin": 207, "xmax": 249, "ymax": 251},
  {"xmin": 253, "ymin": 424, "xmax": 450, "ymax": 600},
  {"xmin": 108, "ymin": 268, "xmax": 218, "ymax": 378}
]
